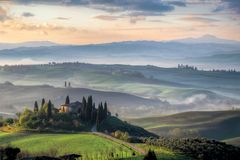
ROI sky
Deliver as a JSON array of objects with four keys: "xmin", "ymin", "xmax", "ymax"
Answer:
[{"xmin": 0, "ymin": 0, "xmax": 239, "ymax": 44}]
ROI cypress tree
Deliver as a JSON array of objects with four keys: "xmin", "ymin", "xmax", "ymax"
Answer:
[
  {"xmin": 87, "ymin": 96, "xmax": 93, "ymax": 121},
  {"xmin": 41, "ymin": 98, "xmax": 45, "ymax": 108},
  {"xmin": 65, "ymin": 95, "xmax": 70, "ymax": 105},
  {"xmin": 143, "ymin": 150, "xmax": 157, "ymax": 160},
  {"xmin": 47, "ymin": 100, "xmax": 52, "ymax": 119},
  {"xmin": 34, "ymin": 101, "xmax": 39, "ymax": 112},
  {"xmin": 104, "ymin": 101, "xmax": 108, "ymax": 119},
  {"xmin": 91, "ymin": 107, "xmax": 97, "ymax": 124},
  {"xmin": 96, "ymin": 104, "xmax": 101, "ymax": 130},
  {"xmin": 99, "ymin": 103, "xmax": 104, "ymax": 123},
  {"xmin": 82, "ymin": 97, "xmax": 87, "ymax": 120}
]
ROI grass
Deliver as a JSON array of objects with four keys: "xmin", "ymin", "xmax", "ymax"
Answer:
[
  {"xmin": 0, "ymin": 131, "xmax": 193, "ymax": 160},
  {"xmin": 0, "ymin": 132, "xmax": 137, "ymax": 159},
  {"xmin": 122, "ymin": 144, "xmax": 192, "ymax": 160}
]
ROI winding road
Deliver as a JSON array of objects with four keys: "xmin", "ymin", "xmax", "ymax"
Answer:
[{"xmin": 91, "ymin": 125, "xmax": 146, "ymax": 155}]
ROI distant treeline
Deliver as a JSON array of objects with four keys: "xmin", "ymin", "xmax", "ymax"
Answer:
[
  {"xmin": 1, "ymin": 62, "xmax": 239, "ymax": 73},
  {"xmin": 177, "ymin": 64, "xmax": 238, "ymax": 73},
  {"xmin": 178, "ymin": 64, "xmax": 198, "ymax": 71}
]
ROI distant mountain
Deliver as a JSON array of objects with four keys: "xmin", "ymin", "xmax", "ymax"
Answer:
[
  {"xmin": 0, "ymin": 40, "xmax": 239, "ymax": 60},
  {"xmin": 173, "ymin": 34, "xmax": 240, "ymax": 44},
  {"xmin": 0, "ymin": 41, "xmax": 59, "ymax": 50}
]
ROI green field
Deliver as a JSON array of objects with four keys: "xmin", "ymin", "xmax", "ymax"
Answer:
[
  {"xmin": 0, "ymin": 132, "xmax": 136, "ymax": 159},
  {"xmin": 0, "ymin": 131, "xmax": 193, "ymax": 160}
]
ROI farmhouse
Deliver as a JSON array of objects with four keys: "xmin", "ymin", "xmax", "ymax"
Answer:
[{"xmin": 59, "ymin": 101, "xmax": 82, "ymax": 113}]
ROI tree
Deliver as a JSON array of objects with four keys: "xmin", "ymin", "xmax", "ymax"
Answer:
[
  {"xmin": 97, "ymin": 103, "xmax": 104, "ymax": 124},
  {"xmin": 47, "ymin": 100, "xmax": 52, "ymax": 119},
  {"xmin": 86, "ymin": 96, "xmax": 93, "ymax": 121},
  {"xmin": 65, "ymin": 95, "xmax": 70, "ymax": 105},
  {"xmin": 81, "ymin": 97, "xmax": 87, "ymax": 120},
  {"xmin": 91, "ymin": 108, "xmax": 97, "ymax": 124},
  {"xmin": 4, "ymin": 147, "xmax": 21, "ymax": 160},
  {"xmin": 19, "ymin": 108, "xmax": 33, "ymax": 125},
  {"xmin": 143, "ymin": 150, "xmax": 157, "ymax": 160},
  {"xmin": 104, "ymin": 101, "xmax": 108, "ymax": 119},
  {"xmin": 41, "ymin": 98, "xmax": 45, "ymax": 108},
  {"xmin": 96, "ymin": 108, "xmax": 100, "ymax": 130},
  {"xmin": 34, "ymin": 101, "xmax": 39, "ymax": 112}
]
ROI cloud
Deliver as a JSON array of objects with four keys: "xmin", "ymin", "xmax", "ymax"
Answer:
[
  {"xmin": 222, "ymin": 0, "xmax": 240, "ymax": 14},
  {"xmin": 56, "ymin": 17, "xmax": 70, "ymax": 20},
  {"xmin": 0, "ymin": 30, "xmax": 6, "ymax": 34},
  {"xmin": 0, "ymin": 6, "xmax": 10, "ymax": 21},
  {"xmin": 182, "ymin": 94, "xmax": 207, "ymax": 105},
  {"xmin": 22, "ymin": 12, "xmax": 34, "ymax": 17},
  {"xmin": 130, "ymin": 16, "xmax": 146, "ymax": 24},
  {"xmin": 212, "ymin": 0, "xmax": 240, "ymax": 14},
  {"xmin": 94, "ymin": 15, "xmax": 119, "ymax": 21},
  {"xmin": 181, "ymin": 16, "xmax": 220, "ymax": 23},
  {"xmin": 12, "ymin": 0, "xmax": 186, "ymax": 16},
  {"xmin": 94, "ymin": 14, "xmax": 146, "ymax": 24},
  {"xmin": 168, "ymin": 1, "xmax": 186, "ymax": 7},
  {"xmin": 1, "ymin": 20, "xmax": 77, "ymax": 32},
  {"xmin": 212, "ymin": 5, "xmax": 225, "ymax": 13}
]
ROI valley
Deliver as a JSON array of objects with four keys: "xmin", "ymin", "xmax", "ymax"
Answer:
[{"xmin": 0, "ymin": 63, "xmax": 239, "ymax": 118}]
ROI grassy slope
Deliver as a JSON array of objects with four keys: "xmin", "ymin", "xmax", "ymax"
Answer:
[
  {"xmin": 224, "ymin": 137, "xmax": 240, "ymax": 147},
  {"xmin": 0, "ymin": 131, "xmax": 192, "ymax": 160},
  {"xmin": 0, "ymin": 132, "xmax": 136, "ymax": 159},
  {"xmin": 128, "ymin": 111, "xmax": 240, "ymax": 140},
  {"xmin": 99, "ymin": 116, "xmax": 157, "ymax": 137}
]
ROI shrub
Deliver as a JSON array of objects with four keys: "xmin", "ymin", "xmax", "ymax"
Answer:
[{"xmin": 143, "ymin": 150, "xmax": 157, "ymax": 160}]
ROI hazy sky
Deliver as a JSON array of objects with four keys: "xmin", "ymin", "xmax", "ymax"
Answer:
[{"xmin": 0, "ymin": 0, "xmax": 239, "ymax": 44}]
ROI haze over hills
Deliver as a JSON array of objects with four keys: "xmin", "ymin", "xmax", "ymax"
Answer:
[
  {"xmin": 0, "ymin": 63, "xmax": 239, "ymax": 118},
  {"xmin": 0, "ymin": 82, "xmax": 168, "ymax": 118},
  {"xmin": 0, "ymin": 41, "xmax": 58, "ymax": 50},
  {"xmin": 173, "ymin": 34, "xmax": 240, "ymax": 44},
  {"xmin": 0, "ymin": 35, "xmax": 239, "ymax": 70}
]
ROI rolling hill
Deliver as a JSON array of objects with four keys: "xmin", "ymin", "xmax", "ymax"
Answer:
[
  {"xmin": 0, "ymin": 63, "xmax": 239, "ymax": 117},
  {"xmin": 0, "ymin": 83, "xmax": 169, "ymax": 118},
  {"xmin": 128, "ymin": 111, "xmax": 240, "ymax": 140}
]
